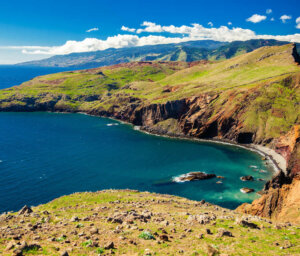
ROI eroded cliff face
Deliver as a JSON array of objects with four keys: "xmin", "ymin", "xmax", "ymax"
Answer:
[
  {"xmin": 237, "ymin": 128, "xmax": 300, "ymax": 223},
  {"xmin": 236, "ymin": 174, "xmax": 300, "ymax": 223}
]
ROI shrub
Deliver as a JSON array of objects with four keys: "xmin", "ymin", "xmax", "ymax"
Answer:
[{"xmin": 138, "ymin": 231, "xmax": 155, "ymax": 240}]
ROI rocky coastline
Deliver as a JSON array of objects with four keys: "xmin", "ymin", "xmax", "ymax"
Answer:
[
  {"xmin": 0, "ymin": 94, "xmax": 297, "ymax": 223},
  {"xmin": 0, "ymin": 44, "xmax": 299, "ymax": 224}
]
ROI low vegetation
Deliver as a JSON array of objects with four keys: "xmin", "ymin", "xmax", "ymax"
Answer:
[{"xmin": 0, "ymin": 190, "xmax": 299, "ymax": 255}]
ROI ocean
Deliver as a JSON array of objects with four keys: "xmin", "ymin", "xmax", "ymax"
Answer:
[{"xmin": 0, "ymin": 66, "xmax": 273, "ymax": 212}]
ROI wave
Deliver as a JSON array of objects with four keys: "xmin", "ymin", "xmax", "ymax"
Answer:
[{"xmin": 106, "ymin": 123, "xmax": 119, "ymax": 126}]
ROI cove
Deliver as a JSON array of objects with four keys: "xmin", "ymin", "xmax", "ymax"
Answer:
[{"xmin": 0, "ymin": 112, "xmax": 273, "ymax": 213}]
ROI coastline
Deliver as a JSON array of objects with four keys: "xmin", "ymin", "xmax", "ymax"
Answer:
[
  {"xmin": 250, "ymin": 145, "xmax": 286, "ymax": 174},
  {"xmin": 82, "ymin": 113, "xmax": 288, "ymax": 176},
  {"xmin": 0, "ymin": 111, "xmax": 289, "ymax": 216},
  {"xmin": 116, "ymin": 120, "xmax": 287, "ymax": 176},
  {"xmin": 60, "ymin": 111, "xmax": 288, "ymax": 176}
]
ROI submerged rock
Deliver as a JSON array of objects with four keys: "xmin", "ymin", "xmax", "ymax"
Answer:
[{"xmin": 174, "ymin": 172, "xmax": 216, "ymax": 182}]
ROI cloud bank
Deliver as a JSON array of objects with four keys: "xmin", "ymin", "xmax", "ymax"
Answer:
[{"xmin": 2, "ymin": 22, "xmax": 300, "ymax": 55}]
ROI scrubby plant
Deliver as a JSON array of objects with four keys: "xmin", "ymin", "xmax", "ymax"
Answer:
[
  {"xmin": 139, "ymin": 231, "xmax": 155, "ymax": 240},
  {"xmin": 82, "ymin": 239, "xmax": 93, "ymax": 247}
]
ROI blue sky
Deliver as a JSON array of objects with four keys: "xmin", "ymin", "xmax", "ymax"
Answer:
[{"xmin": 0, "ymin": 0, "xmax": 299, "ymax": 64}]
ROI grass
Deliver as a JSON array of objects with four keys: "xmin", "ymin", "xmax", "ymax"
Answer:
[
  {"xmin": 81, "ymin": 240, "xmax": 93, "ymax": 247},
  {"xmin": 1, "ymin": 190, "xmax": 299, "ymax": 255}
]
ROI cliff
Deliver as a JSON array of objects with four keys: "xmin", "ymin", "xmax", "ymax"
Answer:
[
  {"xmin": 0, "ymin": 44, "xmax": 300, "ymax": 224},
  {"xmin": 237, "ymin": 126, "xmax": 300, "ymax": 223}
]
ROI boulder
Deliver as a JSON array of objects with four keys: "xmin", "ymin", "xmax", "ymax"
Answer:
[
  {"xmin": 187, "ymin": 214, "xmax": 216, "ymax": 224},
  {"xmin": 217, "ymin": 228, "xmax": 234, "ymax": 237},
  {"xmin": 240, "ymin": 188, "xmax": 255, "ymax": 193},
  {"xmin": 90, "ymin": 227, "xmax": 98, "ymax": 235},
  {"xmin": 236, "ymin": 219, "xmax": 259, "ymax": 229},
  {"xmin": 70, "ymin": 216, "xmax": 79, "ymax": 222},
  {"xmin": 18, "ymin": 205, "xmax": 33, "ymax": 215},
  {"xmin": 240, "ymin": 176, "xmax": 254, "ymax": 181},
  {"xmin": 159, "ymin": 234, "xmax": 169, "ymax": 241},
  {"xmin": 176, "ymin": 172, "xmax": 216, "ymax": 182},
  {"xmin": 104, "ymin": 241, "xmax": 114, "ymax": 249}
]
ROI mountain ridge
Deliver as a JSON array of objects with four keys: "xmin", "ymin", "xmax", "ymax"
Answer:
[{"xmin": 17, "ymin": 39, "xmax": 299, "ymax": 69}]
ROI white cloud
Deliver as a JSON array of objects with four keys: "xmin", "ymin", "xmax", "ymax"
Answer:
[
  {"xmin": 208, "ymin": 22, "xmax": 213, "ymax": 27},
  {"xmin": 2, "ymin": 22, "xmax": 300, "ymax": 56},
  {"xmin": 270, "ymin": 18, "xmax": 275, "ymax": 21},
  {"xmin": 228, "ymin": 22, "xmax": 232, "ymax": 26},
  {"xmin": 280, "ymin": 15, "xmax": 292, "ymax": 23},
  {"xmin": 137, "ymin": 21, "xmax": 164, "ymax": 33},
  {"xmin": 296, "ymin": 17, "xmax": 300, "ymax": 29},
  {"xmin": 246, "ymin": 14, "xmax": 267, "ymax": 23},
  {"xmin": 121, "ymin": 26, "xmax": 136, "ymax": 32},
  {"xmin": 266, "ymin": 9, "xmax": 272, "ymax": 14},
  {"xmin": 86, "ymin": 27, "xmax": 99, "ymax": 33}
]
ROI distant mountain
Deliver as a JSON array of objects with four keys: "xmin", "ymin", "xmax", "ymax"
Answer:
[{"xmin": 17, "ymin": 39, "xmax": 299, "ymax": 68}]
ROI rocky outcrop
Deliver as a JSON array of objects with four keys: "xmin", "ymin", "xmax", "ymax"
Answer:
[
  {"xmin": 237, "ymin": 175, "xmax": 300, "ymax": 223},
  {"xmin": 240, "ymin": 176, "xmax": 254, "ymax": 181},
  {"xmin": 174, "ymin": 172, "xmax": 216, "ymax": 182},
  {"xmin": 240, "ymin": 188, "xmax": 255, "ymax": 193},
  {"xmin": 237, "ymin": 126, "xmax": 300, "ymax": 223}
]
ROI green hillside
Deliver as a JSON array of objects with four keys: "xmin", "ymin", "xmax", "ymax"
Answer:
[{"xmin": 1, "ymin": 44, "xmax": 300, "ymax": 143}]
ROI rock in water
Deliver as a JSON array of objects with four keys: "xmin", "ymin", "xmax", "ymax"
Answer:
[
  {"xmin": 240, "ymin": 175, "xmax": 254, "ymax": 181},
  {"xmin": 240, "ymin": 188, "xmax": 255, "ymax": 193},
  {"xmin": 18, "ymin": 205, "xmax": 33, "ymax": 215},
  {"xmin": 174, "ymin": 172, "xmax": 216, "ymax": 182}
]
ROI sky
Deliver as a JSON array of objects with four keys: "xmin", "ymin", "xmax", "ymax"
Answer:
[{"xmin": 0, "ymin": 0, "xmax": 299, "ymax": 64}]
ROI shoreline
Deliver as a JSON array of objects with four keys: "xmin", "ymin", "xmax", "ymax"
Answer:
[
  {"xmin": 21, "ymin": 111, "xmax": 288, "ymax": 176},
  {"xmin": 53, "ymin": 111, "xmax": 288, "ymax": 176},
  {"xmin": 139, "ymin": 128, "xmax": 286, "ymax": 175},
  {"xmin": 81, "ymin": 111, "xmax": 287, "ymax": 176},
  {"xmin": 0, "ymin": 110, "xmax": 289, "ymax": 215}
]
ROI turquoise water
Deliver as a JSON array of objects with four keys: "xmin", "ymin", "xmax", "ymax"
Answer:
[{"xmin": 0, "ymin": 112, "xmax": 273, "ymax": 212}]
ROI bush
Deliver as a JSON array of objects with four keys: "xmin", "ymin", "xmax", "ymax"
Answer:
[{"xmin": 138, "ymin": 231, "xmax": 155, "ymax": 240}]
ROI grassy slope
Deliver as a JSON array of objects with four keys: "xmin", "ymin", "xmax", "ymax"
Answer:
[
  {"xmin": 0, "ymin": 44, "xmax": 299, "ymax": 142},
  {"xmin": 0, "ymin": 190, "xmax": 299, "ymax": 256}
]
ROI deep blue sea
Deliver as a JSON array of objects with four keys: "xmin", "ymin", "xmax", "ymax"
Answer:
[
  {"xmin": 0, "ymin": 65, "xmax": 73, "ymax": 89},
  {"xmin": 0, "ymin": 66, "xmax": 273, "ymax": 213}
]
